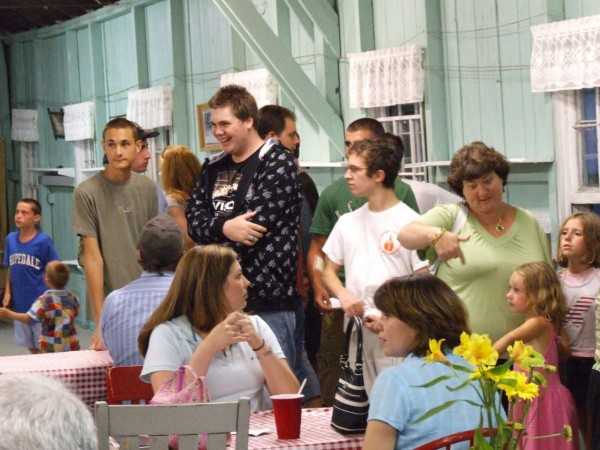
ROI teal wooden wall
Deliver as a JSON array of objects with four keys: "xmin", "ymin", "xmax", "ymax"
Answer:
[{"xmin": 1, "ymin": 0, "xmax": 599, "ymax": 319}]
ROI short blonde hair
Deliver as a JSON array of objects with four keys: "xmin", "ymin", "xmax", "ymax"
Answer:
[{"xmin": 514, "ymin": 261, "xmax": 567, "ymax": 327}]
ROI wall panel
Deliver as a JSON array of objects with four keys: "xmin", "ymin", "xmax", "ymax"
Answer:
[
  {"xmin": 454, "ymin": 1, "xmax": 483, "ymax": 143},
  {"xmin": 442, "ymin": 0, "xmax": 463, "ymax": 152},
  {"xmin": 9, "ymin": 43, "xmax": 36, "ymax": 107},
  {"xmin": 37, "ymin": 35, "xmax": 73, "ymax": 169},
  {"xmin": 146, "ymin": 1, "xmax": 174, "ymax": 85},
  {"xmin": 373, "ymin": 0, "xmax": 424, "ymax": 48},
  {"xmin": 437, "ymin": 0, "xmax": 557, "ymax": 160},
  {"xmin": 497, "ymin": 0, "xmax": 527, "ymax": 158},
  {"xmin": 77, "ymin": 28, "xmax": 93, "ymax": 101},
  {"xmin": 185, "ymin": 0, "xmax": 234, "ymax": 159},
  {"xmin": 565, "ymin": 0, "xmax": 600, "ymax": 18},
  {"xmin": 102, "ymin": 14, "xmax": 137, "ymax": 116}
]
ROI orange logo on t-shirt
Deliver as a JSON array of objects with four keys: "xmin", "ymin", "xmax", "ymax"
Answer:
[{"xmin": 380, "ymin": 231, "xmax": 400, "ymax": 254}]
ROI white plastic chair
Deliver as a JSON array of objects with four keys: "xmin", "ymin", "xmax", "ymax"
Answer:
[{"xmin": 95, "ymin": 398, "xmax": 250, "ymax": 450}]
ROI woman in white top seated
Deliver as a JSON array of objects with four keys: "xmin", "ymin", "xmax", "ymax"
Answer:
[{"xmin": 139, "ymin": 244, "xmax": 299, "ymax": 410}]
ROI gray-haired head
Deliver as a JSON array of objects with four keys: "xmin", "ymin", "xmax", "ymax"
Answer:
[{"xmin": 0, "ymin": 373, "xmax": 97, "ymax": 450}]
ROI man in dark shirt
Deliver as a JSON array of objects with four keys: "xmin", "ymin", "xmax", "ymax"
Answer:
[
  {"xmin": 186, "ymin": 85, "xmax": 303, "ymax": 365},
  {"xmin": 257, "ymin": 104, "xmax": 322, "ymax": 406}
]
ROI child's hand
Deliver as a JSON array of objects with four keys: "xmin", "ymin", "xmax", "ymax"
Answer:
[{"xmin": 0, "ymin": 307, "xmax": 8, "ymax": 318}]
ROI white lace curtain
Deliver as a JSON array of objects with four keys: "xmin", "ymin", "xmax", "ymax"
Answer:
[
  {"xmin": 348, "ymin": 44, "xmax": 424, "ymax": 108},
  {"xmin": 11, "ymin": 109, "xmax": 39, "ymax": 142},
  {"xmin": 127, "ymin": 85, "xmax": 173, "ymax": 128},
  {"xmin": 220, "ymin": 68, "xmax": 277, "ymax": 107},
  {"xmin": 64, "ymin": 102, "xmax": 95, "ymax": 141},
  {"xmin": 531, "ymin": 14, "xmax": 600, "ymax": 92}
]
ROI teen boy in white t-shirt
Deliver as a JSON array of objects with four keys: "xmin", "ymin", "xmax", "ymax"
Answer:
[{"xmin": 322, "ymin": 138, "xmax": 428, "ymax": 393}]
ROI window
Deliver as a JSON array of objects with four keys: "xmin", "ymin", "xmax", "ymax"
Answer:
[
  {"xmin": 575, "ymin": 88, "xmax": 600, "ymax": 189},
  {"xmin": 74, "ymin": 140, "xmax": 97, "ymax": 169},
  {"xmin": 73, "ymin": 140, "xmax": 97, "ymax": 185},
  {"xmin": 573, "ymin": 204, "xmax": 600, "ymax": 215},
  {"xmin": 368, "ymin": 103, "xmax": 426, "ymax": 180},
  {"xmin": 553, "ymin": 88, "xmax": 600, "ymax": 222}
]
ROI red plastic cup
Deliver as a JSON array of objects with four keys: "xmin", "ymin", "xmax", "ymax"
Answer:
[{"xmin": 270, "ymin": 393, "xmax": 304, "ymax": 439}]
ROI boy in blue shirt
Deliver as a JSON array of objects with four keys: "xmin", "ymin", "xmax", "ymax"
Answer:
[{"xmin": 2, "ymin": 198, "xmax": 60, "ymax": 353}]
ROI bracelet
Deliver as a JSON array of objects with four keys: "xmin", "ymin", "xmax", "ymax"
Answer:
[
  {"xmin": 251, "ymin": 339, "xmax": 265, "ymax": 352},
  {"xmin": 430, "ymin": 227, "xmax": 447, "ymax": 247},
  {"xmin": 256, "ymin": 346, "xmax": 273, "ymax": 361}
]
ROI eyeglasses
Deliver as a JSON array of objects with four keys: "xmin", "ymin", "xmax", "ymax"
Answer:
[{"xmin": 343, "ymin": 163, "xmax": 368, "ymax": 174}]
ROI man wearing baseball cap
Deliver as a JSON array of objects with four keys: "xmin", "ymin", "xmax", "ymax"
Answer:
[
  {"xmin": 130, "ymin": 126, "xmax": 160, "ymax": 173},
  {"xmin": 100, "ymin": 214, "xmax": 183, "ymax": 366}
]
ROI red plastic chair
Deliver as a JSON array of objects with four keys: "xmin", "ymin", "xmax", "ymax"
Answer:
[
  {"xmin": 414, "ymin": 428, "xmax": 495, "ymax": 450},
  {"xmin": 105, "ymin": 365, "xmax": 155, "ymax": 405}
]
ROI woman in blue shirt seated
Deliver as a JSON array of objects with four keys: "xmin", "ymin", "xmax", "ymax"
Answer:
[
  {"xmin": 139, "ymin": 244, "xmax": 299, "ymax": 410},
  {"xmin": 364, "ymin": 274, "xmax": 496, "ymax": 450}
]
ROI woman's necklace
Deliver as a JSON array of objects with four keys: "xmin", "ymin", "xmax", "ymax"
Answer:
[
  {"xmin": 470, "ymin": 205, "xmax": 507, "ymax": 233},
  {"xmin": 495, "ymin": 216, "xmax": 504, "ymax": 232}
]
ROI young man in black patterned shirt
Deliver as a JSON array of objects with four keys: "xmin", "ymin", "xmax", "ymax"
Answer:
[{"xmin": 186, "ymin": 85, "xmax": 303, "ymax": 366}]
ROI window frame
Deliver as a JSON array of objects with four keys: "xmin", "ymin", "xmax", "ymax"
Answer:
[
  {"xmin": 367, "ymin": 102, "xmax": 427, "ymax": 180},
  {"xmin": 73, "ymin": 139, "xmax": 96, "ymax": 185},
  {"xmin": 553, "ymin": 88, "xmax": 600, "ymax": 222}
]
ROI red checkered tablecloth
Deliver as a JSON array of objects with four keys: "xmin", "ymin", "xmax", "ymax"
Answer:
[
  {"xmin": 0, "ymin": 350, "xmax": 114, "ymax": 410},
  {"xmin": 230, "ymin": 407, "xmax": 364, "ymax": 450}
]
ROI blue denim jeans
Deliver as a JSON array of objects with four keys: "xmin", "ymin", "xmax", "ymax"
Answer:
[
  {"xmin": 293, "ymin": 296, "xmax": 321, "ymax": 400},
  {"xmin": 256, "ymin": 310, "xmax": 296, "ymax": 368}
]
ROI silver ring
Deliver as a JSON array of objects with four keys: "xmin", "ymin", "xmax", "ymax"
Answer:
[{"xmin": 249, "ymin": 236, "xmax": 257, "ymax": 243}]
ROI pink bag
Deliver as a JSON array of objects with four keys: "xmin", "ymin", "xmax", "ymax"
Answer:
[{"xmin": 150, "ymin": 365, "xmax": 210, "ymax": 449}]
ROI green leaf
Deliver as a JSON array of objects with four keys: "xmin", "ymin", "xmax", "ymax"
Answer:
[
  {"xmin": 412, "ymin": 374, "xmax": 453, "ymax": 388},
  {"xmin": 412, "ymin": 399, "xmax": 464, "ymax": 424},
  {"xmin": 459, "ymin": 399, "xmax": 482, "ymax": 408},
  {"xmin": 473, "ymin": 431, "xmax": 494, "ymax": 449},
  {"xmin": 446, "ymin": 378, "xmax": 472, "ymax": 392},
  {"xmin": 532, "ymin": 371, "xmax": 547, "ymax": 387},
  {"xmin": 496, "ymin": 377, "xmax": 517, "ymax": 389},
  {"xmin": 486, "ymin": 359, "xmax": 512, "ymax": 376},
  {"xmin": 497, "ymin": 423, "xmax": 513, "ymax": 444},
  {"xmin": 453, "ymin": 364, "xmax": 474, "ymax": 374}
]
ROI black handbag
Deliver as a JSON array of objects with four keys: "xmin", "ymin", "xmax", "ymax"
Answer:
[{"xmin": 331, "ymin": 317, "xmax": 369, "ymax": 434}]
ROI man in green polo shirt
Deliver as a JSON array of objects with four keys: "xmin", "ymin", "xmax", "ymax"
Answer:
[{"xmin": 306, "ymin": 118, "xmax": 419, "ymax": 405}]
